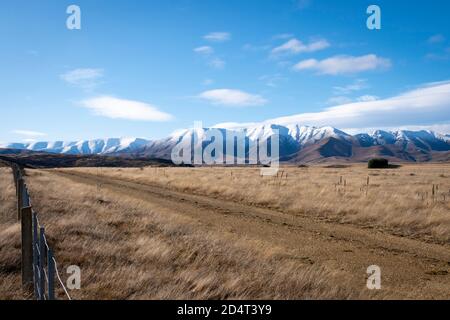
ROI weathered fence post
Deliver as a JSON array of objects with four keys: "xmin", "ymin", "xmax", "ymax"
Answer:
[
  {"xmin": 47, "ymin": 249, "xmax": 55, "ymax": 300},
  {"xmin": 8, "ymin": 166, "xmax": 66, "ymax": 300},
  {"xmin": 22, "ymin": 184, "xmax": 29, "ymax": 209},
  {"xmin": 12, "ymin": 165, "xmax": 18, "ymax": 194},
  {"xmin": 39, "ymin": 227, "xmax": 46, "ymax": 300},
  {"xmin": 23, "ymin": 185, "xmax": 27, "ymax": 208},
  {"xmin": 21, "ymin": 206, "xmax": 33, "ymax": 290},
  {"xmin": 32, "ymin": 212, "xmax": 39, "ymax": 299},
  {"xmin": 17, "ymin": 178, "xmax": 23, "ymax": 221}
]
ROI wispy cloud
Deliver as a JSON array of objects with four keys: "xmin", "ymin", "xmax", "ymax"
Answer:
[
  {"xmin": 357, "ymin": 95, "xmax": 379, "ymax": 102},
  {"xmin": 266, "ymin": 81, "xmax": 450, "ymax": 132},
  {"xmin": 81, "ymin": 96, "xmax": 173, "ymax": 121},
  {"xmin": 194, "ymin": 45, "xmax": 225, "ymax": 69},
  {"xmin": 242, "ymin": 43, "xmax": 271, "ymax": 52},
  {"xmin": 272, "ymin": 33, "xmax": 295, "ymax": 40},
  {"xmin": 208, "ymin": 58, "xmax": 226, "ymax": 69},
  {"xmin": 203, "ymin": 32, "xmax": 231, "ymax": 42},
  {"xmin": 258, "ymin": 74, "xmax": 287, "ymax": 87},
  {"xmin": 325, "ymin": 96, "xmax": 353, "ymax": 106},
  {"xmin": 194, "ymin": 46, "xmax": 214, "ymax": 55},
  {"xmin": 60, "ymin": 68, "xmax": 104, "ymax": 90},
  {"xmin": 333, "ymin": 79, "xmax": 368, "ymax": 95},
  {"xmin": 293, "ymin": 54, "xmax": 391, "ymax": 75},
  {"xmin": 425, "ymin": 52, "xmax": 450, "ymax": 61},
  {"xmin": 271, "ymin": 38, "xmax": 330, "ymax": 56},
  {"xmin": 12, "ymin": 130, "xmax": 47, "ymax": 137},
  {"xmin": 198, "ymin": 89, "xmax": 267, "ymax": 107},
  {"xmin": 428, "ymin": 34, "xmax": 445, "ymax": 44},
  {"xmin": 202, "ymin": 79, "xmax": 215, "ymax": 86},
  {"xmin": 326, "ymin": 94, "xmax": 378, "ymax": 106}
]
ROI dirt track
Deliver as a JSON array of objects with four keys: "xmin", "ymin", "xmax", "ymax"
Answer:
[{"xmin": 54, "ymin": 169, "xmax": 450, "ymax": 299}]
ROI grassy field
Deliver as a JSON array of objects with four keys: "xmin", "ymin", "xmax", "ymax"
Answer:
[
  {"xmin": 68, "ymin": 164, "xmax": 450, "ymax": 243},
  {"xmin": 14, "ymin": 168, "xmax": 355, "ymax": 300},
  {"xmin": 1, "ymin": 163, "xmax": 449, "ymax": 300},
  {"xmin": 0, "ymin": 167, "xmax": 23, "ymax": 300}
]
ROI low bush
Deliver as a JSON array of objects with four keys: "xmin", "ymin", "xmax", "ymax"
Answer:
[{"xmin": 368, "ymin": 158, "xmax": 389, "ymax": 169}]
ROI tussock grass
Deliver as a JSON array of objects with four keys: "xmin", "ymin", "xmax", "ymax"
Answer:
[
  {"xmin": 68, "ymin": 164, "xmax": 450, "ymax": 242},
  {"xmin": 21, "ymin": 170, "xmax": 354, "ymax": 300}
]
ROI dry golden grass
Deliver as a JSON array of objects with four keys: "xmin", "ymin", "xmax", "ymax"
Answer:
[
  {"xmin": 20, "ymin": 169, "xmax": 355, "ymax": 300},
  {"xmin": 0, "ymin": 167, "xmax": 23, "ymax": 300},
  {"xmin": 67, "ymin": 164, "xmax": 450, "ymax": 243},
  {"xmin": 3, "ymin": 164, "xmax": 448, "ymax": 300}
]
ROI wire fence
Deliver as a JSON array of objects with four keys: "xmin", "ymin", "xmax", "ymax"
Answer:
[{"xmin": 11, "ymin": 163, "xmax": 72, "ymax": 300}]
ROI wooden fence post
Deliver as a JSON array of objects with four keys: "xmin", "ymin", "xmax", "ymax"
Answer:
[
  {"xmin": 21, "ymin": 206, "xmax": 33, "ymax": 290},
  {"xmin": 17, "ymin": 178, "xmax": 23, "ymax": 221},
  {"xmin": 12, "ymin": 166, "xmax": 18, "ymax": 194},
  {"xmin": 39, "ymin": 227, "xmax": 46, "ymax": 300},
  {"xmin": 32, "ymin": 212, "xmax": 39, "ymax": 299},
  {"xmin": 24, "ymin": 185, "xmax": 30, "ymax": 208},
  {"xmin": 47, "ymin": 249, "xmax": 55, "ymax": 300}
]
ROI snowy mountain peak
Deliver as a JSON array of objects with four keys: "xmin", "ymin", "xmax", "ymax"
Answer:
[{"xmin": 0, "ymin": 137, "xmax": 152, "ymax": 155}]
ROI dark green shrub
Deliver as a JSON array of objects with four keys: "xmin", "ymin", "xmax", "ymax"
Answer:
[{"xmin": 368, "ymin": 158, "xmax": 389, "ymax": 169}]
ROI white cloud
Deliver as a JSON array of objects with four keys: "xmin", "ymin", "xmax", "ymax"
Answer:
[
  {"xmin": 12, "ymin": 130, "xmax": 47, "ymax": 137},
  {"xmin": 428, "ymin": 34, "xmax": 445, "ymax": 44},
  {"xmin": 208, "ymin": 58, "xmax": 226, "ymax": 69},
  {"xmin": 326, "ymin": 96, "xmax": 353, "ymax": 106},
  {"xmin": 357, "ymin": 95, "xmax": 379, "ymax": 102},
  {"xmin": 425, "ymin": 52, "xmax": 450, "ymax": 61},
  {"xmin": 242, "ymin": 43, "xmax": 271, "ymax": 52},
  {"xmin": 202, "ymin": 79, "xmax": 215, "ymax": 86},
  {"xmin": 259, "ymin": 74, "xmax": 287, "ymax": 87},
  {"xmin": 198, "ymin": 89, "xmax": 267, "ymax": 107},
  {"xmin": 266, "ymin": 81, "xmax": 450, "ymax": 132},
  {"xmin": 326, "ymin": 94, "xmax": 378, "ymax": 106},
  {"xmin": 60, "ymin": 68, "xmax": 104, "ymax": 90},
  {"xmin": 333, "ymin": 79, "xmax": 368, "ymax": 95},
  {"xmin": 272, "ymin": 33, "xmax": 295, "ymax": 40},
  {"xmin": 293, "ymin": 54, "xmax": 391, "ymax": 75},
  {"xmin": 194, "ymin": 46, "xmax": 225, "ymax": 69},
  {"xmin": 61, "ymin": 68, "xmax": 103, "ymax": 82},
  {"xmin": 81, "ymin": 96, "xmax": 173, "ymax": 121},
  {"xmin": 271, "ymin": 38, "xmax": 330, "ymax": 56},
  {"xmin": 203, "ymin": 32, "xmax": 231, "ymax": 42},
  {"xmin": 194, "ymin": 46, "xmax": 214, "ymax": 55}
]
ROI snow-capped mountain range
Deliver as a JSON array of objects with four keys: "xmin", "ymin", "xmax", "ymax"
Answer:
[
  {"xmin": 1, "ymin": 124, "xmax": 449, "ymax": 163},
  {"xmin": 2, "ymin": 137, "xmax": 150, "ymax": 155}
]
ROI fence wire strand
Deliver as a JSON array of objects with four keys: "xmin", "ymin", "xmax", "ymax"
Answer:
[
  {"xmin": 35, "ymin": 211, "xmax": 72, "ymax": 300},
  {"xmin": 53, "ymin": 258, "xmax": 72, "ymax": 300},
  {"xmin": 12, "ymin": 164, "xmax": 73, "ymax": 301}
]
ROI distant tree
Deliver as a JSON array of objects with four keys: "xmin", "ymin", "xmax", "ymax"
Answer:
[{"xmin": 368, "ymin": 158, "xmax": 389, "ymax": 169}]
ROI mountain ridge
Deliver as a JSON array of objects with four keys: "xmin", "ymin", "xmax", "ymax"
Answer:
[{"xmin": 2, "ymin": 125, "xmax": 449, "ymax": 163}]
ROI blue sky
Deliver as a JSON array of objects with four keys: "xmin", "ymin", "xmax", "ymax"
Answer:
[{"xmin": 1, "ymin": 0, "xmax": 449, "ymax": 143}]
